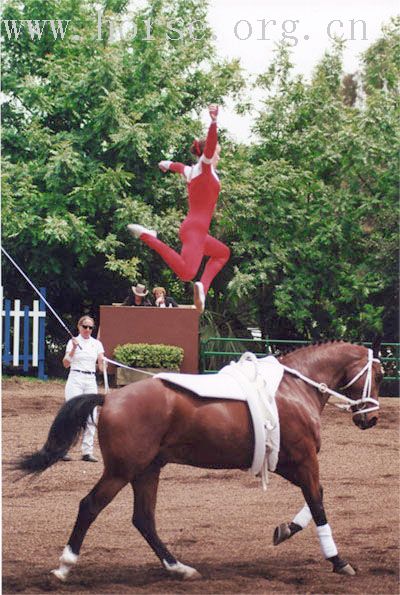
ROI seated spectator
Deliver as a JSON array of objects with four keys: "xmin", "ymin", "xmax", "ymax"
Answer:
[
  {"xmin": 152, "ymin": 286, "xmax": 178, "ymax": 308},
  {"xmin": 122, "ymin": 283, "xmax": 152, "ymax": 306}
]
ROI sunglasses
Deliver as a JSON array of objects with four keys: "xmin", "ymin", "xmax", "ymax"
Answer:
[{"xmin": 81, "ymin": 324, "xmax": 94, "ymax": 330}]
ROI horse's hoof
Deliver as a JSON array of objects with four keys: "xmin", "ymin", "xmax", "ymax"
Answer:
[
  {"xmin": 334, "ymin": 563, "xmax": 356, "ymax": 576},
  {"xmin": 273, "ymin": 523, "xmax": 291, "ymax": 546},
  {"xmin": 163, "ymin": 559, "xmax": 202, "ymax": 580},
  {"xmin": 183, "ymin": 568, "xmax": 202, "ymax": 581},
  {"xmin": 50, "ymin": 568, "xmax": 68, "ymax": 582}
]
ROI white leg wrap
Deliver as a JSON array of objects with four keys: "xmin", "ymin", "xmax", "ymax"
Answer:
[
  {"xmin": 163, "ymin": 559, "xmax": 201, "ymax": 580},
  {"xmin": 316, "ymin": 523, "xmax": 338, "ymax": 558},
  {"xmin": 293, "ymin": 503, "xmax": 313, "ymax": 529},
  {"xmin": 51, "ymin": 545, "xmax": 78, "ymax": 582}
]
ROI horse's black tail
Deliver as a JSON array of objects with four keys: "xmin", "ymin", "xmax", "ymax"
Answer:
[{"xmin": 16, "ymin": 393, "xmax": 105, "ymax": 474}]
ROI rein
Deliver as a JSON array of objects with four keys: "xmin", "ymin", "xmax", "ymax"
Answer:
[
  {"xmin": 104, "ymin": 356, "xmax": 155, "ymax": 376},
  {"xmin": 281, "ymin": 348, "xmax": 380, "ymax": 416},
  {"xmin": 102, "ymin": 356, "xmax": 155, "ymax": 394}
]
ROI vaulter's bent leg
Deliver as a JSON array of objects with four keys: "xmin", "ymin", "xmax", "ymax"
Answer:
[
  {"xmin": 200, "ymin": 234, "xmax": 230, "ymax": 295},
  {"xmin": 140, "ymin": 233, "xmax": 203, "ymax": 283}
]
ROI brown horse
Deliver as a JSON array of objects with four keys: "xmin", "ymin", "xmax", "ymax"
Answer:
[{"xmin": 17, "ymin": 341, "xmax": 382, "ymax": 582}]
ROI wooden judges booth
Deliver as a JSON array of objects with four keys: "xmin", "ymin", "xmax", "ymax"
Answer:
[{"xmin": 99, "ymin": 305, "xmax": 200, "ymax": 374}]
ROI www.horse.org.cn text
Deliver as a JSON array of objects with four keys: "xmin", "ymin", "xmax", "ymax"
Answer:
[{"xmin": 1, "ymin": 13, "xmax": 368, "ymax": 45}]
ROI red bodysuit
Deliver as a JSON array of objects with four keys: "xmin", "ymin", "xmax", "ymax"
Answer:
[{"xmin": 140, "ymin": 121, "xmax": 230, "ymax": 295}]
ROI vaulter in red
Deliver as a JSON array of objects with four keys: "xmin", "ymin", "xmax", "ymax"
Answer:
[{"xmin": 128, "ymin": 105, "xmax": 230, "ymax": 312}]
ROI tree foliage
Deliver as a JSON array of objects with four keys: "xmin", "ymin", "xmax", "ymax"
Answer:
[
  {"xmin": 2, "ymin": 2, "xmax": 398, "ymax": 351},
  {"xmin": 224, "ymin": 21, "xmax": 399, "ymax": 341},
  {"xmin": 2, "ymin": 0, "xmax": 243, "ymax": 330}
]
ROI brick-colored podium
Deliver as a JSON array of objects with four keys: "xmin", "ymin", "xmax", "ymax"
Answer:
[{"xmin": 99, "ymin": 306, "xmax": 200, "ymax": 374}]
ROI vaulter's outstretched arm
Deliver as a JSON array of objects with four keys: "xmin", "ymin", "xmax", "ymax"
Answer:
[
  {"xmin": 158, "ymin": 160, "xmax": 186, "ymax": 174},
  {"xmin": 203, "ymin": 104, "xmax": 218, "ymax": 162}
]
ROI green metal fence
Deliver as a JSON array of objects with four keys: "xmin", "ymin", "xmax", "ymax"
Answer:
[{"xmin": 200, "ymin": 337, "xmax": 399, "ymax": 393}]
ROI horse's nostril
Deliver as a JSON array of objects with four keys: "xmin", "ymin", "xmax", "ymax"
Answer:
[{"xmin": 369, "ymin": 416, "xmax": 378, "ymax": 427}]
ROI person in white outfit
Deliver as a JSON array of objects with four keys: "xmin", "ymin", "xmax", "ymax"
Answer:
[{"xmin": 62, "ymin": 315, "xmax": 106, "ymax": 462}]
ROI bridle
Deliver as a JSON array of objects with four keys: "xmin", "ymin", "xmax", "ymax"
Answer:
[
  {"xmin": 282, "ymin": 348, "xmax": 380, "ymax": 417},
  {"xmin": 339, "ymin": 349, "xmax": 381, "ymax": 415}
]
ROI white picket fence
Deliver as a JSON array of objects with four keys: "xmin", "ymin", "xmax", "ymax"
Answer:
[{"xmin": 1, "ymin": 287, "xmax": 47, "ymax": 378}]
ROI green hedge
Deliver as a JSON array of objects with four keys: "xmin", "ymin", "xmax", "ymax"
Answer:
[{"xmin": 114, "ymin": 343, "xmax": 184, "ymax": 370}]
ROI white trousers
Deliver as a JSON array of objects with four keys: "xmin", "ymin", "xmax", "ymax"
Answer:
[{"xmin": 65, "ymin": 371, "xmax": 98, "ymax": 456}]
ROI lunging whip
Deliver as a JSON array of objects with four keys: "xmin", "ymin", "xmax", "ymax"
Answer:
[{"xmin": 1, "ymin": 245, "xmax": 81, "ymax": 347}]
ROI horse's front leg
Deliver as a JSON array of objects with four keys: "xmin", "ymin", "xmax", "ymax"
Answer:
[
  {"xmin": 275, "ymin": 458, "xmax": 356, "ymax": 576},
  {"xmin": 273, "ymin": 459, "xmax": 316, "ymax": 546},
  {"xmin": 273, "ymin": 500, "xmax": 313, "ymax": 545},
  {"xmin": 131, "ymin": 463, "xmax": 201, "ymax": 580},
  {"xmin": 300, "ymin": 458, "xmax": 356, "ymax": 576}
]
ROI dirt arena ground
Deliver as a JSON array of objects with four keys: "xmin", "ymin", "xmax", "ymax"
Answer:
[{"xmin": 3, "ymin": 377, "xmax": 399, "ymax": 594}]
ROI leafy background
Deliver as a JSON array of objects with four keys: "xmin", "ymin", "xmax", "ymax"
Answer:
[{"xmin": 2, "ymin": 0, "xmax": 399, "ymax": 372}]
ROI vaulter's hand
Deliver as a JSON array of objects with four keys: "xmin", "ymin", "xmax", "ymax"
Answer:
[
  {"xmin": 158, "ymin": 160, "xmax": 169, "ymax": 173},
  {"xmin": 208, "ymin": 104, "xmax": 218, "ymax": 121}
]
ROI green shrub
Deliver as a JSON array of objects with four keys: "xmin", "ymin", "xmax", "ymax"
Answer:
[{"xmin": 114, "ymin": 343, "xmax": 184, "ymax": 370}]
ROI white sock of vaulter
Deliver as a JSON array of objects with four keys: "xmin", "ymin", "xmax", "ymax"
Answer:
[
  {"xmin": 316, "ymin": 523, "xmax": 338, "ymax": 558},
  {"xmin": 127, "ymin": 224, "xmax": 157, "ymax": 238},
  {"xmin": 194, "ymin": 282, "xmax": 205, "ymax": 312}
]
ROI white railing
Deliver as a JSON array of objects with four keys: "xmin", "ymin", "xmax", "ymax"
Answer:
[{"xmin": 1, "ymin": 287, "xmax": 47, "ymax": 378}]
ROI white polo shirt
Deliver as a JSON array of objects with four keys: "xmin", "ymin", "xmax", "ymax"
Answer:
[{"xmin": 66, "ymin": 336, "xmax": 105, "ymax": 373}]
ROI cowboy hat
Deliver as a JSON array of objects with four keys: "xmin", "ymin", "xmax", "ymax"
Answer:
[{"xmin": 132, "ymin": 283, "xmax": 148, "ymax": 297}]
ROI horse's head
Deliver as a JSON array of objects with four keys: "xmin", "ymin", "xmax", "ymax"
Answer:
[{"xmin": 342, "ymin": 344, "xmax": 383, "ymax": 430}]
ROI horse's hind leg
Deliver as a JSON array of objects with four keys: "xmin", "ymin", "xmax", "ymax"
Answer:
[
  {"xmin": 131, "ymin": 463, "xmax": 201, "ymax": 580},
  {"xmin": 52, "ymin": 473, "xmax": 127, "ymax": 581}
]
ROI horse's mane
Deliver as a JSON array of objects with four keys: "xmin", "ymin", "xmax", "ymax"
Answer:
[{"xmin": 276, "ymin": 339, "xmax": 358, "ymax": 362}]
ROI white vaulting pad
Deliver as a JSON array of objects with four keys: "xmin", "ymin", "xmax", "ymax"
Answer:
[
  {"xmin": 156, "ymin": 355, "xmax": 284, "ymax": 479},
  {"xmin": 156, "ymin": 355, "xmax": 283, "ymax": 402},
  {"xmin": 155, "ymin": 370, "xmax": 247, "ymax": 400}
]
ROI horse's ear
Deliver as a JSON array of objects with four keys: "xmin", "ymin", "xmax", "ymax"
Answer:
[{"xmin": 371, "ymin": 335, "xmax": 382, "ymax": 358}]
